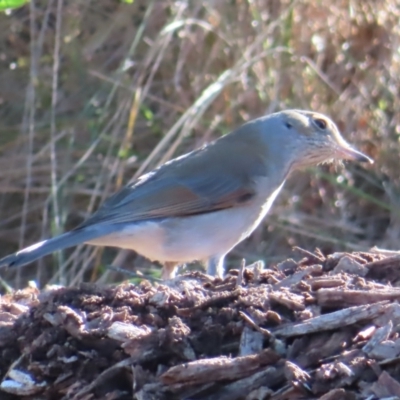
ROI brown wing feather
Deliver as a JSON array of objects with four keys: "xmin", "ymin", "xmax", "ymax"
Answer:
[
  {"xmin": 82, "ymin": 184, "xmax": 255, "ymax": 226},
  {"xmin": 78, "ymin": 125, "xmax": 268, "ymax": 228}
]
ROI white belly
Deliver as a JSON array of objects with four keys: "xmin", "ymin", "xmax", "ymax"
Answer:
[{"xmin": 87, "ymin": 181, "xmax": 284, "ymax": 262}]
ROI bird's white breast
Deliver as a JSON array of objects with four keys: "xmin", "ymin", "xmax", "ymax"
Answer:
[{"xmin": 87, "ymin": 180, "xmax": 285, "ymax": 263}]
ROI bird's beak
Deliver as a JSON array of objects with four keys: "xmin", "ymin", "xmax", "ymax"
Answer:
[{"xmin": 336, "ymin": 144, "xmax": 374, "ymax": 164}]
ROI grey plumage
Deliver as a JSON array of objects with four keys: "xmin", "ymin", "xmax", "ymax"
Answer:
[{"xmin": 0, "ymin": 110, "xmax": 372, "ymax": 278}]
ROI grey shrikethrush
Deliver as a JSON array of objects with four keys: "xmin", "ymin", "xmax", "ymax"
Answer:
[{"xmin": 0, "ymin": 110, "xmax": 373, "ymax": 279}]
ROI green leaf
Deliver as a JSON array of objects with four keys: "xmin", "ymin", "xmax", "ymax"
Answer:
[
  {"xmin": 378, "ymin": 98, "xmax": 388, "ymax": 111},
  {"xmin": 0, "ymin": 0, "xmax": 29, "ymax": 11}
]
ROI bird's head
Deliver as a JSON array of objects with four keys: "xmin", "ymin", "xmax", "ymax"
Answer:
[{"xmin": 276, "ymin": 110, "xmax": 373, "ymax": 169}]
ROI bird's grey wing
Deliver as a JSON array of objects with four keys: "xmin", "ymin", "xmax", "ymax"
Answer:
[
  {"xmin": 79, "ymin": 174, "xmax": 255, "ymax": 227},
  {"xmin": 78, "ymin": 148, "xmax": 261, "ymax": 228}
]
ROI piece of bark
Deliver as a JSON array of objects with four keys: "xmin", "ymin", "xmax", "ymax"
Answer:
[
  {"xmin": 318, "ymin": 388, "xmax": 356, "ymax": 400},
  {"xmin": 7, "ymin": 303, "xmax": 29, "ymax": 316},
  {"xmin": 367, "ymin": 359, "xmax": 383, "ymax": 377},
  {"xmin": 134, "ymin": 382, "xmax": 168, "ymax": 400},
  {"xmin": 288, "ymin": 330, "xmax": 353, "ymax": 367},
  {"xmin": 312, "ymin": 349, "xmax": 367, "ymax": 395},
  {"xmin": 184, "ymin": 289, "xmax": 241, "ymax": 310},
  {"xmin": 207, "ymin": 366, "xmax": 284, "ymax": 400},
  {"xmin": 251, "ymin": 260, "xmax": 265, "ymax": 283},
  {"xmin": 107, "ymin": 322, "xmax": 160, "ymax": 359},
  {"xmin": 0, "ymin": 312, "xmax": 18, "ymax": 325},
  {"xmin": 273, "ymin": 301, "xmax": 389, "ymax": 338},
  {"xmin": 362, "ymin": 321, "xmax": 392, "ymax": 355},
  {"xmin": 239, "ymin": 326, "xmax": 264, "ymax": 356},
  {"xmin": 317, "ymin": 288, "xmax": 400, "ymax": 307},
  {"xmin": 269, "ymin": 290, "xmax": 305, "ymax": 311},
  {"xmin": 0, "ymin": 369, "xmax": 47, "ymax": 396},
  {"xmin": 284, "ymin": 360, "xmax": 310, "ymax": 384},
  {"xmin": 332, "ymin": 256, "xmax": 368, "ymax": 276},
  {"xmin": 108, "ymin": 322, "xmax": 153, "ymax": 343},
  {"xmin": 297, "ymin": 304, "xmax": 321, "ymax": 321},
  {"xmin": 274, "ymin": 265, "xmax": 323, "ymax": 289},
  {"xmin": 236, "ymin": 259, "xmax": 246, "ymax": 287},
  {"xmin": 239, "ymin": 311, "xmax": 272, "ymax": 338},
  {"xmin": 312, "ymin": 362, "xmax": 354, "ymax": 394},
  {"xmin": 160, "ymin": 349, "xmax": 280, "ymax": 385},
  {"xmin": 308, "ymin": 277, "xmax": 345, "ymax": 291},
  {"xmin": 266, "ymin": 310, "xmax": 282, "ymax": 325},
  {"xmin": 365, "ymin": 255, "xmax": 400, "ymax": 271},
  {"xmin": 370, "ymin": 370, "xmax": 400, "ymax": 398},
  {"xmin": 73, "ymin": 357, "xmax": 135, "ymax": 398},
  {"xmin": 276, "ymin": 258, "xmax": 298, "ymax": 273},
  {"xmin": 161, "ymin": 316, "xmax": 196, "ymax": 361},
  {"xmin": 44, "ymin": 305, "xmax": 88, "ymax": 338},
  {"xmin": 373, "ymin": 302, "xmax": 400, "ymax": 327},
  {"xmin": 354, "ymin": 326, "xmax": 376, "ymax": 342},
  {"xmin": 367, "ymin": 339, "xmax": 400, "ymax": 361},
  {"xmin": 246, "ymin": 386, "xmax": 273, "ymax": 400},
  {"xmin": 293, "ymin": 247, "xmax": 325, "ymax": 264}
]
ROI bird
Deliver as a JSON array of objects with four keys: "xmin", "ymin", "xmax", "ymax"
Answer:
[{"xmin": 0, "ymin": 110, "xmax": 373, "ymax": 280}]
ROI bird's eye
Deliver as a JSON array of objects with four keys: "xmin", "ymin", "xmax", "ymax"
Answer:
[
  {"xmin": 285, "ymin": 122, "xmax": 292, "ymax": 129},
  {"xmin": 314, "ymin": 118, "xmax": 327, "ymax": 130}
]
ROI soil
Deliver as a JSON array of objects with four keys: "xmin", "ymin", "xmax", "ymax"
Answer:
[{"xmin": 1, "ymin": 248, "xmax": 400, "ymax": 399}]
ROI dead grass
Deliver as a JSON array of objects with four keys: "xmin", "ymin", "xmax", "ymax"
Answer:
[{"xmin": 0, "ymin": 0, "xmax": 399, "ymax": 288}]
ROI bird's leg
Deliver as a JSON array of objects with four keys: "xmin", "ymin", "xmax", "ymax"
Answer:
[
  {"xmin": 162, "ymin": 262, "xmax": 179, "ymax": 279},
  {"xmin": 207, "ymin": 255, "xmax": 226, "ymax": 278}
]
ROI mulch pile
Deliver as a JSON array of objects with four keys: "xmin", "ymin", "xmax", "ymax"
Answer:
[{"xmin": 2, "ymin": 248, "xmax": 400, "ymax": 399}]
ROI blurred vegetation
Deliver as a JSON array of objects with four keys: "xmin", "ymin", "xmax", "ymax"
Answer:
[
  {"xmin": 0, "ymin": 0, "xmax": 398, "ymax": 288},
  {"xmin": 0, "ymin": 0, "xmax": 29, "ymax": 12}
]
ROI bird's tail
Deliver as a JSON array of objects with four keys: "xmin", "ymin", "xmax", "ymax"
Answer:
[{"xmin": 0, "ymin": 226, "xmax": 115, "ymax": 269}]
